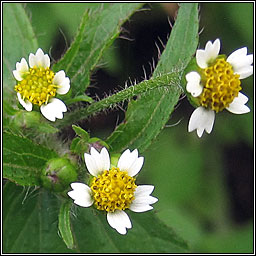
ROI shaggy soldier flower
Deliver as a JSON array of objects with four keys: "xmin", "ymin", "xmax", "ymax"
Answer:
[
  {"xmin": 185, "ymin": 39, "xmax": 253, "ymax": 137},
  {"xmin": 68, "ymin": 147, "xmax": 158, "ymax": 235},
  {"xmin": 13, "ymin": 48, "xmax": 70, "ymax": 122}
]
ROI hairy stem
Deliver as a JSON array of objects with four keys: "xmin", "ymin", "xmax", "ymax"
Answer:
[{"xmin": 56, "ymin": 72, "xmax": 182, "ymax": 129}]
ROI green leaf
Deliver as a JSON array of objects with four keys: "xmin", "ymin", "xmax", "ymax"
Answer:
[
  {"xmin": 3, "ymin": 3, "xmax": 38, "ymax": 102},
  {"xmin": 70, "ymin": 125, "xmax": 90, "ymax": 156},
  {"xmin": 3, "ymin": 182, "xmax": 70, "ymax": 253},
  {"xmin": 70, "ymin": 137, "xmax": 84, "ymax": 155},
  {"xmin": 152, "ymin": 3, "xmax": 199, "ymax": 75},
  {"xmin": 52, "ymin": 3, "xmax": 143, "ymax": 96},
  {"xmin": 3, "ymin": 182, "xmax": 188, "ymax": 253},
  {"xmin": 106, "ymin": 3, "xmax": 199, "ymax": 153},
  {"xmin": 71, "ymin": 208, "xmax": 188, "ymax": 253},
  {"xmin": 72, "ymin": 125, "xmax": 90, "ymax": 140},
  {"xmin": 58, "ymin": 201, "xmax": 74, "ymax": 249},
  {"xmin": 3, "ymin": 132, "xmax": 58, "ymax": 186},
  {"xmin": 106, "ymin": 80, "xmax": 182, "ymax": 153},
  {"xmin": 65, "ymin": 94, "xmax": 94, "ymax": 105}
]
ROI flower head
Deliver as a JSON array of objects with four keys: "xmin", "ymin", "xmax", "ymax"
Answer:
[
  {"xmin": 185, "ymin": 39, "xmax": 252, "ymax": 137},
  {"xmin": 13, "ymin": 48, "xmax": 70, "ymax": 122},
  {"xmin": 68, "ymin": 147, "xmax": 158, "ymax": 235}
]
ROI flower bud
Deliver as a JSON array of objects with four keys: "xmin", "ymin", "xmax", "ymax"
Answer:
[{"xmin": 40, "ymin": 158, "xmax": 78, "ymax": 192}]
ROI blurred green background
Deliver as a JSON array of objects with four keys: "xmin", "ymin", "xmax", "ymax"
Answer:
[{"xmin": 25, "ymin": 3, "xmax": 253, "ymax": 253}]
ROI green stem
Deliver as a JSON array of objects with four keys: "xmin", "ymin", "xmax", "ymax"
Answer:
[{"xmin": 56, "ymin": 72, "xmax": 182, "ymax": 128}]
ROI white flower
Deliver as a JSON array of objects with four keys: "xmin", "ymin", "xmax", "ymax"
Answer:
[
  {"xmin": 186, "ymin": 39, "xmax": 252, "ymax": 137},
  {"xmin": 13, "ymin": 48, "xmax": 70, "ymax": 122},
  {"xmin": 68, "ymin": 147, "xmax": 158, "ymax": 235}
]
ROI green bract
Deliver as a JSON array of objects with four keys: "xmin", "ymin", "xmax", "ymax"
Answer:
[{"xmin": 40, "ymin": 158, "xmax": 78, "ymax": 192}]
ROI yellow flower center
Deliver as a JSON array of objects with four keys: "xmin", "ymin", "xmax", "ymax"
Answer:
[
  {"xmin": 199, "ymin": 58, "xmax": 241, "ymax": 112},
  {"xmin": 14, "ymin": 67, "xmax": 58, "ymax": 106},
  {"xmin": 90, "ymin": 167, "xmax": 137, "ymax": 212}
]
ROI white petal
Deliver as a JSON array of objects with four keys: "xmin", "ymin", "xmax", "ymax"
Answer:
[
  {"xmin": 36, "ymin": 48, "xmax": 50, "ymax": 68},
  {"xmin": 231, "ymin": 54, "xmax": 253, "ymax": 71},
  {"xmin": 29, "ymin": 53, "xmax": 37, "ymax": 68},
  {"xmin": 84, "ymin": 147, "xmax": 110, "ymax": 177},
  {"xmin": 53, "ymin": 70, "xmax": 65, "ymax": 84},
  {"xmin": 57, "ymin": 77, "xmax": 70, "ymax": 94},
  {"xmin": 53, "ymin": 71, "xmax": 71, "ymax": 95},
  {"xmin": 196, "ymin": 50, "xmax": 208, "ymax": 69},
  {"xmin": 42, "ymin": 54, "xmax": 51, "ymax": 68},
  {"xmin": 17, "ymin": 93, "xmax": 33, "ymax": 111},
  {"xmin": 196, "ymin": 39, "xmax": 220, "ymax": 68},
  {"xmin": 227, "ymin": 47, "xmax": 253, "ymax": 78},
  {"xmin": 127, "ymin": 157, "xmax": 144, "ymax": 177},
  {"xmin": 185, "ymin": 71, "xmax": 201, "ymax": 83},
  {"xmin": 185, "ymin": 71, "xmax": 203, "ymax": 97},
  {"xmin": 129, "ymin": 185, "xmax": 158, "ymax": 212},
  {"xmin": 132, "ymin": 195, "xmax": 158, "ymax": 205},
  {"xmin": 188, "ymin": 107, "xmax": 215, "ymax": 138},
  {"xmin": 107, "ymin": 210, "xmax": 132, "ymax": 235},
  {"xmin": 13, "ymin": 58, "xmax": 29, "ymax": 81},
  {"xmin": 90, "ymin": 147, "xmax": 102, "ymax": 172},
  {"xmin": 186, "ymin": 82, "xmax": 203, "ymax": 97},
  {"xmin": 91, "ymin": 147, "xmax": 110, "ymax": 173},
  {"xmin": 40, "ymin": 98, "xmax": 67, "ymax": 122},
  {"xmin": 117, "ymin": 149, "xmax": 143, "ymax": 176},
  {"xmin": 100, "ymin": 147, "xmax": 111, "ymax": 171},
  {"xmin": 117, "ymin": 149, "xmax": 131, "ymax": 170},
  {"xmin": 53, "ymin": 70, "xmax": 70, "ymax": 95},
  {"xmin": 13, "ymin": 70, "xmax": 23, "ymax": 81},
  {"xmin": 134, "ymin": 185, "xmax": 155, "ymax": 197},
  {"xmin": 17, "ymin": 58, "xmax": 29, "ymax": 72},
  {"xmin": 235, "ymin": 66, "xmax": 253, "ymax": 79},
  {"xmin": 206, "ymin": 38, "xmax": 221, "ymax": 61},
  {"xmin": 29, "ymin": 48, "xmax": 50, "ymax": 68},
  {"xmin": 129, "ymin": 203, "xmax": 153, "ymax": 213},
  {"xmin": 227, "ymin": 47, "xmax": 248, "ymax": 64},
  {"xmin": 226, "ymin": 92, "xmax": 250, "ymax": 114},
  {"xmin": 84, "ymin": 153, "xmax": 100, "ymax": 177},
  {"xmin": 67, "ymin": 182, "xmax": 94, "ymax": 207}
]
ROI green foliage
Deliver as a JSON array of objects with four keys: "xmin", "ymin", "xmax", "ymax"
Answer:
[
  {"xmin": 106, "ymin": 78, "xmax": 182, "ymax": 153},
  {"xmin": 52, "ymin": 3, "xmax": 143, "ymax": 96},
  {"xmin": 70, "ymin": 208, "xmax": 188, "ymax": 253},
  {"xmin": 71, "ymin": 125, "xmax": 109, "ymax": 157},
  {"xmin": 3, "ymin": 182, "xmax": 188, "ymax": 253},
  {"xmin": 153, "ymin": 3, "xmax": 199, "ymax": 74},
  {"xmin": 65, "ymin": 94, "xmax": 93, "ymax": 105},
  {"xmin": 58, "ymin": 201, "xmax": 74, "ymax": 249},
  {"xmin": 106, "ymin": 3, "xmax": 199, "ymax": 153},
  {"xmin": 57, "ymin": 72, "xmax": 181, "ymax": 128},
  {"xmin": 3, "ymin": 132, "xmax": 58, "ymax": 186},
  {"xmin": 3, "ymin": 3, "xmax": 38, "ymax": 101},
  {"xmin": 3, "ymin": 182, "xmax": 69, "ymax": 253},
  {"xmin": 72, "ymin": 124, "xmax": 90, "ymax": 141}
]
